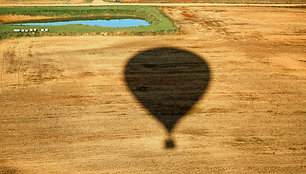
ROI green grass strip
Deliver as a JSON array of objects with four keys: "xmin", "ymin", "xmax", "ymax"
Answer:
[{"xmin": 0, "ymin": 6, "xmax": 180, "ymax": 40}]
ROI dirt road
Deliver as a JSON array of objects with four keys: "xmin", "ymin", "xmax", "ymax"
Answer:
[{"xmin": 0, "ymin": 6, "xmax": 305, "ymax": 174}]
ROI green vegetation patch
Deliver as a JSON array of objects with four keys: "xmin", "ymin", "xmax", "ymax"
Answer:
[{"xmin": 0, "ymin": 6, "xmax": 180, "ymax": 40}]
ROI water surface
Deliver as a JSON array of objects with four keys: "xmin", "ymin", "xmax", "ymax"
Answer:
[{"xmin": 10, "ymin": 19, "xmax": 150, "ymax": 27}]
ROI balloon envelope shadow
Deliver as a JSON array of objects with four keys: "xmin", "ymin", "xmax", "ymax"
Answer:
[{"xmin": 124, "ymin": 47, "xmax": 210, "ymax": 149}]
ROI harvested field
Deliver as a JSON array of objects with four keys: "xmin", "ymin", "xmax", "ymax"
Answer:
[
  {"xmin": 118, "ymin": 0, "xmax": 306, "ymax": 4},
  {"xmin": 0, "ymin": 1, "xmax": 66, "ymax": 5},
  {"xmin": 0, "ymin": 14, "xmax": 58, "ymax": 23},
  {"xmin": 0, "ymin": 0, "xmax": 89, "ymax": 5},
  {"xmin": 0, "ymin": 6, "xmax": 305, "ymax": 174}
]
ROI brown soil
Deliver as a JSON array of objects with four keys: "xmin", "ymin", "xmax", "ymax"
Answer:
[
  {"xmin": 0, "ymin": 1, "xmax": 67, "ymax": 5},
  {"xmin": 69, "ymin": 0, "xmax": 87, "ymax": 4},
  {"xmin": 0, "ymin": 6, "xmax": 305, "ymax": 174},
  {"xmin": 120, "ymin": 0, "xmax": 305, "ymax": 3},
  {"xmin": 0, "ymin": 0, "xmax": 91, "ymax": 5},
  {"xmin": 0, "ymin": 14, "xmax": 60, "ymax": 23}
]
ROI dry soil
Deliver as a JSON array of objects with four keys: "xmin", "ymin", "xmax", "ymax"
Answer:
[{"xmin": 0, "ymin": 6, "xmax": 305, "ymax": 174}]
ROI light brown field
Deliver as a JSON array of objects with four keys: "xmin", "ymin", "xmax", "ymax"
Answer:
[
  {"xmin": 119, "ymin": 0, "xmax": 305, "ymax": 3},
  {"xmin": 0, "ymin": 14, "xmax": 60, "ymax": 23},
  {"xmin": 0, "ymin": 6, "xmax": 305, "ymax": 174},
  {"xmin": 0, "ymin": 1, "xmax": 66, "ymax": 5},
  {"xmin": 0, "ymin": 0, "xmax": 89, "ymax": 5}
]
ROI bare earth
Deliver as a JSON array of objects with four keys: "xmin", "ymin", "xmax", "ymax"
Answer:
[
  {"xmin": 0, "ymin": 6, "xmax": 305, "ymax": 174},
  {"xmin": 0, "ymin": 0, "xmax": 91, "ymax": 5},
  {"xmin": 0, "ymin": 1, "xmax": 67, "ymax": 5}
]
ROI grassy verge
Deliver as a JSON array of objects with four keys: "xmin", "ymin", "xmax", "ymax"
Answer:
[{"xmin": 0, "ymin": 6, "xmax": 180, "ymax": 40}]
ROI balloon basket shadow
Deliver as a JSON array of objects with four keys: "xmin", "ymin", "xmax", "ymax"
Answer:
[{"xmin": 165, "ymin": 137, "xmax": 175, "ymax": 149}]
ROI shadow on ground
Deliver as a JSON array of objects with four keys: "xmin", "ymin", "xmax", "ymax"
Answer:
[{"xmin": 124, "ymin": 47, "xmax": 210, "ymax": 149}]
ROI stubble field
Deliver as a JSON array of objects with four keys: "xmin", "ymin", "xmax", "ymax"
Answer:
[
  {"xmin": 119, "ymin": 0, "xmax": 306, "ymax": 3},
  {"xmin": 0, "ymin": 6, "xmax": 305, "ymax": 174}
]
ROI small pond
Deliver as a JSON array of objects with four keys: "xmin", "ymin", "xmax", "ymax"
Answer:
[{"xmin": 9, "ymin": 19, "xmax": 151, "ymax": 27}]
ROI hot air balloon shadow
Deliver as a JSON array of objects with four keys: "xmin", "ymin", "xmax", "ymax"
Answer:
[{"xmin": 124, "ymin": 47, "xmax": 210, "ymax": 149}]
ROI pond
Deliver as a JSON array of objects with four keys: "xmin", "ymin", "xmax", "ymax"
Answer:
[{"xmin": 9, "ymin": 19, "xmax": 151, "ymax": 28}]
